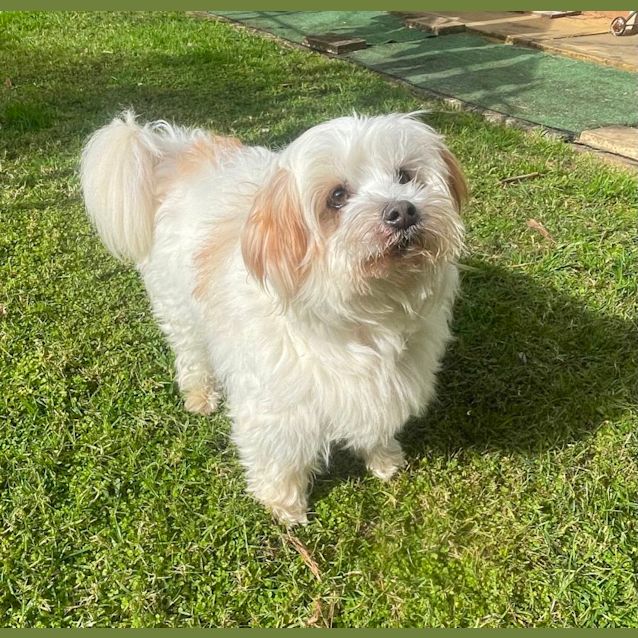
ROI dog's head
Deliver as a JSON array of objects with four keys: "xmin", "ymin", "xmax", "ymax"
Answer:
[{"xmin": 241, "ymin": 114, "xmax": 466, "ymax": 308}]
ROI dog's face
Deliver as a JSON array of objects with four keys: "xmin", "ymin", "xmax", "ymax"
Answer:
[{"xmin": 241, "ymin": 114, "xmax": 466, "ymax": 306}]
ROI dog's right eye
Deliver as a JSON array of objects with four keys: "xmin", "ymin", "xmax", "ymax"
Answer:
[{"xmin": 328, "ymin": 186, "xmax": 349, "ymax": 210}]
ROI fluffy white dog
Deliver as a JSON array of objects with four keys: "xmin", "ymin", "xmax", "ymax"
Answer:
[{"xmin": 80, "ymin": 111, "xmax": 467, "ymax": 524}]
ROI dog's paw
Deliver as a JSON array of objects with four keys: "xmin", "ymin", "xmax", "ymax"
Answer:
[
  {"xmin": 366, "ymin": 445, "xmax": 406, "ymax": 482},
  {"xmin": 244, "ymin": 461, "xmax": 311, "ymax": 526},
  {"xmin": 184, "ymin": 387, "xmax": 220, "ymax": 415},
  {"xmin": 270, "ymin": 503, "xmax": 309, "ymax": 527}
]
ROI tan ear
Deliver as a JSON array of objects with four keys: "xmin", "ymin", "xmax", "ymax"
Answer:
[
  {"xmin": 442, "ymin": 148, "xmax": 468, "ymax": 212},
  {"xmin": 241, "ymin": 168, "xmax": 311, "ymax": 299}
]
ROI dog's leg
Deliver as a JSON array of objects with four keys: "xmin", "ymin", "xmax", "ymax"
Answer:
[
  {"xmin": 359, "ymin": 437, "xmax": 406, "ymax": 481},
  {"xmin": 141, "ymin": 263, "xmax": 221, "ymax": 415},
  {"xmin": 156, "ymin": 312, "xmax": 220, "ymax": 415},
  {"xmin": 232, "ymin": 413, "xmax": 321, "ymax": 525}
]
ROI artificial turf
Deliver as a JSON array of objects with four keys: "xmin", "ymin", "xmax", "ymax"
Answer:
[{"xmin": 1, "ymin": 11, "xmax": 637, "ymax": 628}]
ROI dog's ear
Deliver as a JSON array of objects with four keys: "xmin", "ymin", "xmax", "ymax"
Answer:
[
  {"xmin": 241, "ymin": 168, "xmax": 311, "ymax": 299},
  {"xmin": 441, "ymin": 148, "xmax": 468, "ymax": 212}
]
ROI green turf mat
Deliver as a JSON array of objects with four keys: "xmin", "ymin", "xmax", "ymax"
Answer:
[
  {"xmin": 216, "ymin": 11, "xmax": 427, "ymax": 46},
  {"xmin": 216, "ymin": 11, "xmax": 638, "ymax": 133},
  {"xmin": 350, "ymin": 34, "xmax": 638, "ymax": 133}
]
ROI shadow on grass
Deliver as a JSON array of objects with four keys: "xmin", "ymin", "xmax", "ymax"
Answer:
[
  {"xmin": 1, "ymin": 14, "xmax": 431, "ymax": 153},
  {"xmin": 404, "ymin": 259, "xmax": 636, "ymax": 454},
  {"xmin": 313, "ymin": 259, "xmax": 636, "ymax": 504}
]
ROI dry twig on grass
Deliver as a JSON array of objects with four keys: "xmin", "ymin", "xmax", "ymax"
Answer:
[{"xmin": 527, "ymin": 218, "xmax": 556, "ymax": 243}]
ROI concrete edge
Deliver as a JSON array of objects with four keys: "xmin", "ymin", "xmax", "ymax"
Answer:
[{"xmin": 571, "ymin": 142, "xmax": 638, "ymax": 171}]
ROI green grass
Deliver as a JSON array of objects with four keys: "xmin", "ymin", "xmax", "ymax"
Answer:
[{"xmin": 1, "ymin": 11, "xmax": 637, "ymax": 628}]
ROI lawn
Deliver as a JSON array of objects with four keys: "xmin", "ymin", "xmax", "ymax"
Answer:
[{"xmin": 1, "ymin": 11, "xmax": 637, "ymax": 628}]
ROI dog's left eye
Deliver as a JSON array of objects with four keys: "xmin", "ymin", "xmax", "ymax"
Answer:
[
  {"xmin": 328, "ymin": 186, "xmax": 349, "ymax": 210},
  {"xmin": 397, "ymin": 168, "xmax": 412, "ymax": 184}
]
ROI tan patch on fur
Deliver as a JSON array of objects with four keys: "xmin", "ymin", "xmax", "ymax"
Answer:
[
  {"xmin": 441, "ymin": 148, "xmax": 468, "ymax": 212},
  {"xmin": 184, "ymin": 387, "xmax": 220, "ymax": 415},
  {"xmin": 318, "ymin": 203, "xmax": 341, "ymax": 239},
  {"xmin": 157, "ymin": 133, "xmax": 242, "ymax": 201},
  {"xmin": 241, "ymin": 168, "xmax": 312, "ymax": 299},
  {"xmin": 178, "ymin": 134, "xmax": 241, "ymax": 177},
  {"xmin": 193, "ymin": 216, "xmax": 238, "ymax": 300}
]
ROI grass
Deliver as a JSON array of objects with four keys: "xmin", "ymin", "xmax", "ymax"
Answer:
[{"xmin": 1, "ymin": 11, "xmax": 637, "ymax": 628}]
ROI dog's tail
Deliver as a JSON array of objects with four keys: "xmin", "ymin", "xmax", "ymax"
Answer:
[{"xmin": 80, "ymin": 110, "xmax": 175, "ymax": 263}]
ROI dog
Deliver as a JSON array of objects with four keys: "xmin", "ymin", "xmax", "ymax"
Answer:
[{"xmin": 80, "ymin": 111, "xmax": 467, "ymax": 524}]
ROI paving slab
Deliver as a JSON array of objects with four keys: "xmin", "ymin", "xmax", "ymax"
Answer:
[
  {"xmin": 532, "ymin": 11, "xmax": 582, "ymax": 18},
  {"xmin": 404, "ymin": 15, "xmax": 466, "ymax": 36},
  {"xmin": 304, "ymin": 34, "xmax": 367, "ymax": 55},
  {"xmin": 529, "ymin": 32, "xmax": 638, "ymax": 72},
  {"xmin": 578, "ymin": 126, "xmax": 638, "ymax": 160}
]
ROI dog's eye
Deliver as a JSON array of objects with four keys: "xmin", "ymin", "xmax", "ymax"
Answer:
[
  {"xmin": 327, "ymin": 186, "xmax": 349, "ymax": 210},
  {"xmin": 397, "ymin": 168, "xmax": 412, "ymax": 184}
]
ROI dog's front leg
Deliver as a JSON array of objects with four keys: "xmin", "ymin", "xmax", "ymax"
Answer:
[{"xmin": 232, "ymin": 411, "xmax": 322, "ymax": 525}]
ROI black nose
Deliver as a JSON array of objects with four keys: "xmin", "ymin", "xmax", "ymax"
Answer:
[{"xmin": 382, "ymin": 200, "xmax": 419, "ymax": 231}]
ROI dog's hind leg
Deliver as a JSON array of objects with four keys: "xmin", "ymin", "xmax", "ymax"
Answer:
[{"xmin": 148, "ymin": 286, "xmax": 221, "ymax": 416}]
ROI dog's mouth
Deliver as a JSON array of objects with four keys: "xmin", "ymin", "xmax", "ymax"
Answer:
[
  {"xmin": 394, "ymin": 233, "xmax": 417, "ymax": 253},
  {"xmin": 359, "ymin": 225, "xmax": 427, "ymax": 279},
  {"xmin": 385, "ymin": 224, "xmax": 424, "ymax": 255},
  {"xmin": 376, "ymin": 221, "xmax": 455, "ymax": 268},
  {"xmin": 359, "ymin": 230, "xmax": 428, "ymax": 283}
]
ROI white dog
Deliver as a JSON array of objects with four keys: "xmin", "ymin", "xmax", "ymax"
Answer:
[{"xmin": 80, "ymin": 111, "xmax": 467, "ymax": 524}]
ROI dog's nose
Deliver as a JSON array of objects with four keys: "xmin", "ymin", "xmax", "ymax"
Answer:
[{"xmin": 382, "ymin": 200, "xmax": 419, "ymax": 231}]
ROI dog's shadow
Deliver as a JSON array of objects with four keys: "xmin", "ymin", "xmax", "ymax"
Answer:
[{"xmin": 312, "ymin": 258, "xmax": 636, "ymax": 504}]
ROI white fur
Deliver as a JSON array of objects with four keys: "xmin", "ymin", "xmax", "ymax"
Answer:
[{"xmin": 80, "ymin": 111, "xmax": 466, "ymax": 524}]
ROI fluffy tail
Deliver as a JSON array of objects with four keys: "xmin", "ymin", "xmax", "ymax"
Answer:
[{"xmin": 80, "ymin": 110, "xmax": 169, "ymax": 262}]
